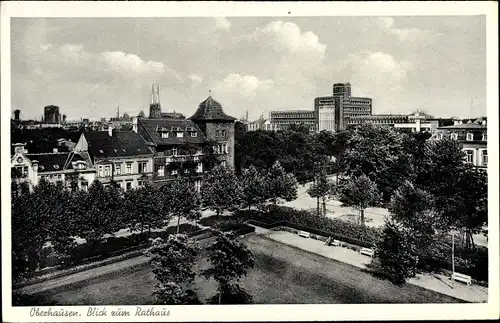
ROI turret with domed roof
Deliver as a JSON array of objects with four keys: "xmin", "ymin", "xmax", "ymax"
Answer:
[{"xmin": 189, "ymin": 93, "xmax": 236, "ymax": 169}]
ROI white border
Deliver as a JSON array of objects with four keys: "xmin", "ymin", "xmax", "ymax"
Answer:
[{"xmin": 1, "ymin": 1, "xmax": 499, "ymax": 322}]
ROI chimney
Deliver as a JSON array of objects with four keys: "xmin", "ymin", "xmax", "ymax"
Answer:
[
  {"xmin": 14, "ymin": 109, "xmax": 20, "ymax": 120},
  {"xmin": 108, "ymin": 123, "xmax": 113, "ymax": 137},
  {"xmin": 132, "ymin": 117, "xmax": 138, "ymax": 133}
]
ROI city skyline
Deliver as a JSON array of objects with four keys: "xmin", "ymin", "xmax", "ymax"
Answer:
[{"xmin": 11, "ymin": 16, "xmax": 487, "ymax": 121}]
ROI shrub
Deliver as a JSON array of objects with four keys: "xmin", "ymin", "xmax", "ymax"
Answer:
[{"xmin": 212, "ymin": 219, "xmax": 256, "ymax": 235}]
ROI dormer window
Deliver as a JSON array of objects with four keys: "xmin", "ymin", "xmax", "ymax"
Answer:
[
  {"xmin": 161, "ymin": 132, "xmax": 169, "ymax": 139},
  {"xmin": 53, "ymin": 165, "xmax": 60, "ymax": 170},
  {"xmin": 450, "ymin": 133, "xmax": 458, "ymax": 140},
  {"xmin": 190, "ymin": 132, "xmax": 197, "ymax": 138},
  {"xmin": 466, "ymin": 133, "xmax": 473, "ymax": 141},
  {"xmin": 176, "ymin": 132, "xmax": 183, "ymax": 138}
]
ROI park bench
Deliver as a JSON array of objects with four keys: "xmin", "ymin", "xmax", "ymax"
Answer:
[
  {"xmin": 452, "ymin": 272, "xmax": 472, "ymax": 285},
  {"xmin": 359, "ymin": 247, "xmax": 375, "ymax": 257},
  {"xmin": 298, "ymin": 231, "xmax": 311, "ymax": 238}
]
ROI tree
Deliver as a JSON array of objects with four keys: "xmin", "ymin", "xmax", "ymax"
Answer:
[
  {"xmin": 339, "ymin": 124, "xmax": 413, "ymax": 203},
  {"xmin": 145, "ymin": 234, "xmax": 200, "ymax": 304},
  {"xmin": 201, "ymin": 165, "xmax": 242, "ymax": 220},
  {"xmin": 307, "ymin": 169, "xmax": 334, "ymax": 216},
  {"xmin": 77, "ymin": 180, "xmax": 121, "ymax": 245},
  {"xmin": 164, "ymin": 178, "xmax": 202, "ymax": 233},
  {"xmin": 339, "ymin": 174, "xmax": 380, "ymax": 226},
  {"xmin": 65, "ymin": 172, "xmax": 80, "ymax": 192},
  {"xmin": 123, "ymin": 182, "xmax": 167, "ymax": 236},
  {"xmin": 203, "ymin": 231, "xmax": 255, "ymax": 304},
  {"xmin": 453, "ymin": 167, "xmax": 488, "ymax": 249},
  {"xmin": 202, "ymin": 140, "xmax": 222, "ymax": 173},
  {"xmin": 240, "ymin": 166, "xmax": 267, "ymax": 211},
  {"xmin": 376, "ymin": 219, "xmax": 419, "ymax": 285},
  {"xmin": 264, "ymin": 160, "xmax": 298, "ymax": 207}
]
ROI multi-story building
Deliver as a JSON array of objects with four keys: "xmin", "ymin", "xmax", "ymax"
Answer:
[
  {"xmin": 345, "ymin": 112, "xmax": 439, "ymax": 133},
  {"xmin": 135, "ymin": 117, "xmax": 206, "ymax": 190},
  {"xmin": 246, "ymin": 114, "xmax": 280, "ymax": 132},
  {"xmin": 270, "ymin": 110, "xmax": 316, "ymax": 131},
  {"xmin": 188, "ymin": 95, "xmax": 237, "ymax": 169},
  {"xmin": 10, "ymin": 143, "xmax": 95, "ymax": 192},
  {"xmin": 431, "ymin": 117, "xmax": 487, "ymax": 171},
  {"xmin": 315, "ymin": 83, "xmax": 372, "ymax": 132},
  {"xmin": 135, "ymin": 94, "xmax": 237, "ymax": 190},
  {"xmin": 74, "ymin": 126, "xmax": 155, "ymax": 190}
]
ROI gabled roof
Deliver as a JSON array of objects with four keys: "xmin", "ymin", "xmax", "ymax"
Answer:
[
  {"xmin": 84, "ymin": 131, "xmax": 154, "ymax": 159},
  {"xmin": 25, "ymin": 152, "xmax": 89, "ymax": 173},
  {"xmin": 189, "ymin": 96, "xmax": 236, "ymax": 122},
  {"xmin": 138, "ymin": 119, "xmax": 206, "ymax": 145}
]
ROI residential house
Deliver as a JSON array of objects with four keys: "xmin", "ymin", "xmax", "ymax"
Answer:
[{"xmin": 75, "ymin": 126, "xmax": 155, "ymax": 191}]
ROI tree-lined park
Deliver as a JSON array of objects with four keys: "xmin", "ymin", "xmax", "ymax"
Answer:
[{"xmin": 12, "ymin": 123, "xmax": 488, "ymax": 304}]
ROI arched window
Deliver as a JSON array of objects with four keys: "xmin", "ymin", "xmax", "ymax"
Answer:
[{"xmin": 466, "ymin": 133, "xmax": 473, "ymax": 141}]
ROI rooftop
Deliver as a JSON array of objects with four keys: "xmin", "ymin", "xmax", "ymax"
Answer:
[
  {"xmin": 189, "ymin": 96, "xmax": 236, "ymax": 122},
  {"xmin": 84, "ymin": 131, "xmax": 154, "ymax": 159},
  {"xmin": 138, "ymin": 118, "xmax": 206, "ymax": 145}
]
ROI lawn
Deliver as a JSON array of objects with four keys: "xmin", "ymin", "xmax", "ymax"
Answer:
[{"xmin": 24, "ymin": 234, "xmax": 463, "ymax": 305}]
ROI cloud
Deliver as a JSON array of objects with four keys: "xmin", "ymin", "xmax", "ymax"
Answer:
[
  {"xmin": 214, "ymin": 17, "xmax": 231, "ymax": 31},
  {"xmin": 188, "ymin": 74, "xmax": 203, "ymax": 85},
  {"xmin": 246, "ymin": 20, "xmax": 326, "ymax": 60},
  {"xmin": 214, "ymin": 73, "xmax": 274, "ymax": 98},
  {"xmin": 27, "ymin": 43, "xmax": 179, "ymax": 84},
  {"xmin": 377, "ymin": 16, "xmax": 444, "ymax": 42}
]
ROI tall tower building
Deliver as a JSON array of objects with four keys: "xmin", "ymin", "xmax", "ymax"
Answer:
[
  {"xmin": 188, "ymin": 93, "xmax": 237, "ymax": 169},
  {"xmin": 149, "ymin": 84, "xmax": 162, "ymax": 119},
  {"xmin": 44, "ymin": 105, "xmax": 60, "ymax": 124}
]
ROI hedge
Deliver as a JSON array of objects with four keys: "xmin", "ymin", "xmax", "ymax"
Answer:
[
  {"xmin": 235, "ymin": 206, "xmax": 381, "ymax": 247},
  {"xmin": 38, "ymin": 223, "xmax": 202, "ymax": 271},
  {"xmin": 211, "ymin": 219, "xmax": 256, "ymax": 235}
]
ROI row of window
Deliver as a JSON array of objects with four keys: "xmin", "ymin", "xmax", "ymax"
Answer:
[
  {"xmin": 213, "ymin": 143, "xmax": 229, "ymax": 155},
  {"xmin": 465, "ymin": 149, "xmax": 488, "ymax": 166},
  {"xmin": 156, "ymin": 163, "xmax": 203, "ymax": 177},
  {"xmin": 160, "ymin": 131, "xmax": 197, "ymax": 139},
  {"xmin": 438, "ymin": 133, "xmax": 487, "ymax": 141},
  {"xmin": 215, "ymin": 129, "xmax": 227, "ymax": 137},
  {"xmin": 98, "ymin": 161, "xmax": 149, "ymax": 177}
]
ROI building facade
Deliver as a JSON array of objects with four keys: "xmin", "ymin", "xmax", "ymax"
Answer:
[
  {"xmin": 135, "ymin": 117, "xmax": 206, "ymax": 190},
  {"xmin": 270, "ymin": 110, "xmax": 316, "ymax": 131},
  {"xmin": 431, "ymin": 117, "xmax": 487, "ymax": 171},
  {"xmin": 315, "ymin": 83, "xmax": 372, "ymax": 132},
  {"xmin": 74, "ymin": 127, "xmax": 155, "ymax": 190},
  {"xmin": 345, "ymin": 112, "xmax": 439, "ymax": 133},
  {"xmin": 11, "ymin": 143, "xmax": 95, "ymax": 192}
]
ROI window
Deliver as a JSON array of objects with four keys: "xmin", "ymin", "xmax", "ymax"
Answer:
[
  {"xmin": 161, "ymin": 132, "xmax": 169, "ymax": 139},
  {"xmin": 114, "ymin": 164, "xmax": 121, "ymax": 175},
  {"xmin": 196, "ymin": 162, "xmax": 203, "ymax": 173},
  {"xmin": 104, "ymin": 165, "xmax": 111, "ymax": 177},
  {"xmin": 81, "ymin": 182, "xmax": 88, "ymax": 192},
  {"xmin": 465, "ymin": 150, "xmax": 474, "ymax": 164},
  {"xmin": 225, "ymin": 143, "xmax": 229, "ymax": 154},
  {"xmin": 450, "ymin": 133, "xmax": 458, "ymax": 140},
  {"xmin": 483, "ymin": 132, "xmax": 487, "ymax": 141},
  {"xmin": 439, "ymin": 133, "xmax": 443, "ymax": 140},
  {"xmin": 221, "ymin": 160, "xmax": 227, "ymax": 168},
  {"xmin": 184, "ymin": 168, "xmax": 189, "ymax": 174},
  {"xmin": 190, "ymin": 132, "xmax": 197, "ymax": 137},
  {"xmin": 171, "ymin": 169, "xmax": 178, "ymax": 176},
  {"xmin": 466, "ymin": 133, "xmax": 473, "ymax": 141},
  {"xmin": 176, "ymin": 132, "xmax": 183, "ymax": 138},
  {"xmin": 482, "ymin": 150, "xmax": 488, "ymax": 166},
  {"xmin": 126, "ymin": 163, "xmax": 132, "ymax": 174},
  {"xmin": 126, "ymin": 182, "xmax": 132, "ymax": 190},
  {"xmin": 215, "ymin": 130, "xmax": 220, "ymax": 137},
  {"xmin": 138, "ymin": 162, "xmax": 147, "ymax": 174},
  {"xmin": 157, "ymin": 165, "xmax": 165, "ymax": 177},
  {"xmin": 172, "ymin": 148, "xmax": 178, "ymax": 156},
  {"xmin": 221, "ymin": 130, "xmax": 227, "ymax": 137}
]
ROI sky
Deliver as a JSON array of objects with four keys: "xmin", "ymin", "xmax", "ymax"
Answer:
[{"xmin": 11, "ymin": 16, "xmax": 486, "ymax": 121}]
